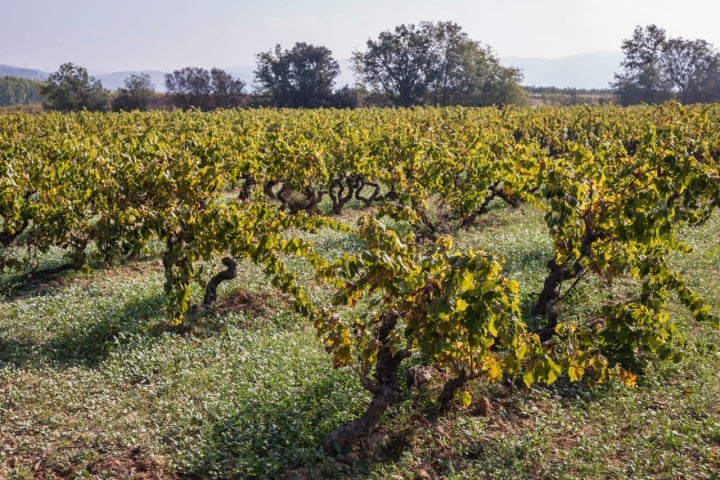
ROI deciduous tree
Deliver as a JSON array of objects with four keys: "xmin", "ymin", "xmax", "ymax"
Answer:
[
  {"xmin": 210, "ymin": 67, "xmax": 246, "ymax": 108},
  {"xmin": 112, "ymin": 73, "xmax": 155, "ymax": 111},
  {"xmin": 662, "ymin": 37, "xmax": 720, "ymax": 103},
  {"xmin": 613, "ymin": 25, "xmax": 720, "ymax": 105},
  {"xmin": 352, "ymin": 21, "xmax": 526, "ymax": 107},
  {"xmin": 164, "ymin": 67, "xmax": 245, "ymax": 110},
  {"xmin": 0, "ymin": 76, "xmax": 44, "ymax": 106},
  {"xmin": 41, "ymin": 63, "xmax": 110, "ymax": 112},
  {"xmin": 164, "ymin": 67, "xmax": 213, "ymax": 110},
  {"xmin": 254, "ymin": 42, "xmax": 340, "ymax": 108}
]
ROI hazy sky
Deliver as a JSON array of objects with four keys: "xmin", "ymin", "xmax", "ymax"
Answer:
[{"xmin": 3, "ymin": 0, "xmax": 720, "ymax": 72}]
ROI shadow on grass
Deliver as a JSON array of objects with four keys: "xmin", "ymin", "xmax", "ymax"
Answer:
[
  {"xmin": 0, "ymin": 259, "xmax": 308, "ymax": 372},
  {"xmin": 180, "ymin": 378, "xmax": 583, "ymax": 479},
  {"xmin": 180, "ymin": 374, "xmax": 376, "ymax": 479},
  {"xmin": 0, "ymin": 290, "xmax": 167, "ymax": 369},
  {"xmin": 174, "ymin": 365, "xmax": 624, "ymax": 480},
  {"xmin": 0, "ymin": 269, "xmax": 65, "ymax": 303},
  {"xmin": 0, "ymin": 250, "xmax": 164, "ymax": 303},
  {"xmin": 503, "ymin": 246, "xmax": 550, "ymax": 275}
]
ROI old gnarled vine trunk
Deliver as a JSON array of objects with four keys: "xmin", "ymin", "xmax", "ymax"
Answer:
[{"xmin": 323, "ymin": 313, "xmax": 410, "ymax": 454}]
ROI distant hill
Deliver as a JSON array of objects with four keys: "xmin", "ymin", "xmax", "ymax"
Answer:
[
  {"xmin": 0, "ymin": 64, "xmax": 47, "ymax": 80},
  {"xmin": 0, "ymin": 65, "xmax": 169, "ymax": 91},
  {"xmin": 501, "ymin": 52, "xmax": 624, "ymax": 90},
  {"xmin": 95, "ymin": 71, "xmax": 168, "ymax": 91}
]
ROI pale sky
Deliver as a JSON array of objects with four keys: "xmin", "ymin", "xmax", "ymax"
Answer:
[{"xmin": 2, "ymin": 0, "xmax": 720, "ymax": 73}]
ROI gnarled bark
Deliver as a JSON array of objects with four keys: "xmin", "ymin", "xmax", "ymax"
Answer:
[
  {"xmin": 328, "ymin": 176, "xmax": 355, "ymax": 214},
  {"xmin": 532, "ymin": 259, "xmax": 572, "ymax": 341},
  {"xmin": 436, "ymin": 370, "xmax": 468, "ymax": 407},
  {"xmin": 533, "ymin": 231, "xmax": 599, "ymax": 341},
  {"xmin": 237, "ymin": 174, "xmax": 257, "ymax": 201},
  {"xmin": 202, "ymin": 257, "xmax": 238, "ymax": 308},
  {"xmin": 354, "ymin": 178, "xmax": 381, "ymax": 207},
  {"xmin": 323, "ymin": 313, "xmax": 410, "ymax": 454}
]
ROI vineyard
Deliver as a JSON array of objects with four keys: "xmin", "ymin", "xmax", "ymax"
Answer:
[{"xmin": 1, "ymin": 104, "xmax": 719, "ymax": 478}]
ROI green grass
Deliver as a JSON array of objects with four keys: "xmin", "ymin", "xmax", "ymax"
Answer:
[{"xmin": 1, "ymin": 206, "xmax": 718, "ymax": 479}]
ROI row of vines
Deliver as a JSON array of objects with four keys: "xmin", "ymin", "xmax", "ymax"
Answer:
[{"xmin": 1, "ymin": 103, "xmax": 718, "ymax": 451}]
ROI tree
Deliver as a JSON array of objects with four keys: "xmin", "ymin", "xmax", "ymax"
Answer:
[
  {"xmin": 209, "ymin": 68, "xmax": 246, "ymax": 108},
  {"xmin": 111, "ymin": 73, "xmax": 155, "ymax": 111},
  {"xmin": 164, "ymin": 67, "xmax": 213, "ymax": 110},
  {"xmin": 424, "ymin": 21, "xmax": 525, "ymax": 106},
  {"xmin": 662, "ymin": 37, "xmax": 720, "ymax": 103},
  {"xmin": 352, "ymin": 23, "xmax": 434, "ymax": 107},
  {"xmin": 329, "ymin": 85, "xmax": 362, "ymax": 108},
  {"xmin": 612, "ymin": 25, "xmax": 674, "ymax": 105},
  {"xmin": 41, "ymin": 63, "xmax": 110, "ymax": 112},
  {"xmin": 164, "ymin": 67, "xmax": 245, "ymax": 110},
  {"xmin": 352, "ymin": 21, "xmax": 526, "ymax": 107},
  {"xmin": 0, "ymin": 77, "xmax": 45, "ymax": 106},
  {"xmin": 254, "ymin": 42, "xmax": 340, "ymax": 108},
  {"xmin": 613, "ymin": 25, "xmax": 720, "ymax": 105}
]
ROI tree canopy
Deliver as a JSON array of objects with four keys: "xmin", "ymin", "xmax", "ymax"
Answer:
[
  {"xmin": 41, "ymin": 63, "xmax": 110, "ymax": 112},
  {"xmin": 0, "ymin": 76, "xmax": 45, "ymax": 106},
  {"xmin": 352, "ymin": 21, "xmax": 526, "ymax": 107},
  {"xmin": 613, "ymin": 25, "xmax": 720, "ymax": 105},
  {"xmin": 254, "ymin": 42, "xmax": 340, "ymax": 108},
  {"xmin": 112, "ymin": 73, "xmax": 155, "ymax": 111},
  {"xmin": 164, "ymin": 67, "xmax": 246, "ymax": 110}
]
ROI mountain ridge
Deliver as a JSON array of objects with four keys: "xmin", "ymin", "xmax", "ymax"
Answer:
[
  {"xmin": 0, "ymin": 64, "xmax": 48, "ymax": 80},
  {"xmin": 502, "ymin": 52, "xmax": 623, "ymax": 89}
]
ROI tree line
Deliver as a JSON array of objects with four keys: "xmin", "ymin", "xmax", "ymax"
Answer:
[
  {"xmin": 0, "ymin": 77, "xmax": 45, "ymax": 106},
  {"xmin": 32, "ymin": 21, "xmax": 527, "ymax": 112},
  {"xmin": 4, "ymin": 21, "xmax": 720, "ymax": 110},
  {"xmin": 613, "ymin": 25, "xmax": 720, "ymax": 105}
]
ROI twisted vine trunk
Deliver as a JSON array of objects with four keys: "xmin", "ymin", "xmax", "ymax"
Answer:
[
  {"xmin": 436, "ymin": 370, "xmax": 468, "ymax": 408},
  {"xmin": 533, "ymin": 231, "xmax": 599, "ymax": 341},
  {"xmin": 532, "ymin": 259, "xmax": 571, "ymax": 341},
  {"xmin": 323, "ymin": 313, "xmax": 410, "ymax": 454},
  {"xmin": 328, "ymin": 176, "xmax": 355, "ymax": 214},
  {"xmin": 237, "ymin": 174, "xmax": 257, "ymax": 201},
  {"xmin": 202, "ymin": 257, "xmax": 238, "ymax": 308},
  {"xmin": 354, "ymin": 178, "xmax": 381, "ymax": 207},
  {"xmin": 27, "ymin": 238, "xmax": 88, "ymax": 281}
]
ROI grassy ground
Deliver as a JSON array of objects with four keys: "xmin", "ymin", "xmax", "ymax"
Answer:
[{"xmin": 1, "ymin": 205, "xmax": 718, "ymax": 479}]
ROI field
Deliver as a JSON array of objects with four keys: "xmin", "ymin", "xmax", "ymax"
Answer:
[{"xmin": 0, "ymin": 105, "xmax": 719, "ymax": 478}]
